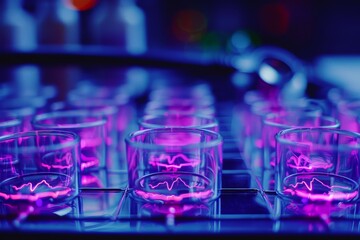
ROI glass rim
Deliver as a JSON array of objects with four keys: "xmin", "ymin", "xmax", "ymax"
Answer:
[
  {"xmin": 138, "ymin": 113, "xmax": 219, "ymax": 130},
  {"xmin": 251, "ymin": 98, "xmax": 323, "ymax": 116},
  {"xmin": 146, "ymin": 98, "xmax": 214, "ymax": 108},
  {"xmin": 275, "ymin": 127, "xmax": 360, "ymax": 150},
  {"xmin": 52, "ymin": 100, "xmax": 119, "ymax": 116},
  {"xmin": 68, "ymin": 86, "xmax": 130, "ymax": 106},
  {"xmin": 0, "ymin": 95, "xmax": 47, "ymax": 109},
  {"xmin": 0, "ymin": 118, "xmax": 22, "ymax": 128},
  {"xmin": 338, "ymin": 99, "xmax": 360, "ymax": 116},
  {"xmin": 144, "ymin": 102, "xmax": 216, "ymax": 116},
  {"xmin": 0, "ymin": 106, "xmax": 35, "ymax": 117},
  {"xmin": 33, "ymin": 110, "xmax": 107, "ymax": 129},
  {"xmin": 148, "ymin": 83, "xmax": 213, "ymax": 99},
  {"xmin": 263, "ymin": 113, "xmax": 340, "ymax": 129},
  {"xmin": 125, "ymin": 127, "xmax": 223, "ymax": 150},
  {"xmin": 0, "ymin": 130, "xmax": 80, "ymax": 151}
]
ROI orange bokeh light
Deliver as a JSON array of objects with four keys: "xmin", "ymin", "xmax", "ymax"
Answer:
[{"xmin": 64, "ymin": 0, "xmax": 98, "ymax": 11}]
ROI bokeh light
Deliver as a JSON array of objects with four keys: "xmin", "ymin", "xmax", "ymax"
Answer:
[{"xmin": 64, "ymin": 0, "xmax": 98, "ymax": 11}]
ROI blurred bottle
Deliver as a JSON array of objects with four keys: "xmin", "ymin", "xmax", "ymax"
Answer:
[
  {"xmin": 0, "ymin": 0, "xmax": 40, "ymax": 98},
  {"xmin": 87, "ymin": 0, "xmax": 149, "ymax": 98},
  {"xmin": 36, "ymin": 0, "xmax": 79, "ymax": 46},
  {"xmin": 35, "ymin": 0, "xmax": 81, "ymax": 101},
  {"xmin": 0, "ymin": 0, "xmax": 37, "ymax": 50},
  {"xmin": 90, "ymin": 0, "xmax": 147, "ymax": 54}
]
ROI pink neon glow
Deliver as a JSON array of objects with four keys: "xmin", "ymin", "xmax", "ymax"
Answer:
[
  {"xmin": 284, "ymin": 177, "xmax": 358, "ymax": 202},
  {"xmin": 0, "ymin": 154, "xmax": 14, "ymax": 163},
  {"xmin": 0, "ymin": 180, "xmax": 72, "ymax": 202},
  {"xmin": 81, "ymin": 174, "xmax": 103, "ymax": 188},
  {"xmin": 149, "ymin": 153, "xmax": 200, "ymax": 171},
  {"xmin": 12, "ymin": 180, "xmax": 64, "ymax": 192},
  {"xmin": 289, "ymin": 177, "xmax": 351, "ymax": 191},
  {"xmin": 292, "ymin": 201, "xmax": 355, "ymax": 224},
  {"xmin": 255, "ymin": 139, "xmax": 263, "ymax": 148},
  {"xmin": 40, "ymin": 152, "xmax": 74, "ymax": 170},
  {"xmin": 147, "ymin": 177, "xmax": 206, "ymax": 191},
  {"xmin": 80, "ymin": 146, "xmax": 100, "ymax": 171},
  {"xmin": 141, "ymin": 203, "xmax": 209, "ymax": 216},
  {"xmin": 80, "ymin": 154, "xmax": 99, "ymax": 171},
  {"xmin": 135, "ymin": 189, "xmax": 213, "ymax": 202},
  {"xmin": 154, "ymin": 133, "xmax": 201, "ymax": 146},
  {"xmin": 287, "ymin": 154, "xmax": 333, "ymax": 170},
  {"xmin": 135, "ymin": 173, "xmax": 213, "ymax": 202},
  {"xmin": 80, "ymin": 138, "xmax": 103, "ymax": 148}
]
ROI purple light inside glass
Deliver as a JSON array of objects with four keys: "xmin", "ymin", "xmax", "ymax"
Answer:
[
  {"xmin": 285, "ymin": 200, "xmax": 355, "ymax": 223},
  {"xmin": 33, "ymin": 112, "xmax": 106, "ymax": 172},
  {"xmin": 286, "ymin": 153, "xmax": 333, "ymax": 171},
  {"xmin": 140, "ymin": 202, "xmax": 210, "ymax": 216},
  {"xmin": 147, "ymin": 177, "xmax": 205, "ymax": 191},
  {"xmin": 81, "ymin": 174, "xmax": 104, "ymax": 188},
  {"xmin": 145, "ymin": 98, "xmax": 215, "ymax": 116},
  {"xmin": 135, "ymin": 188, "xmax": 213, "ymax": 202},
  {"xmin": 154, "ymin": 132, "xmax": 201, "ymax": 146},
  {"xmin": 140, "ymin": 113, "xmax": 219, "ymax": 132},
  {"xmin": 0, "ymin": 174, "xmax": 74, "ymax": 205},
  {"xmin": 40, "ymin": 152, "xmax": 74, "ymax": 170},
  {"xmin": 149, "ymin": 153, "xmax": 200, "ymax": 171},
  {"xmin": 134, "ymin": 173, "xmax": 213, "ymax": 203},
  {"xmin": 127, "ymin": 128, "xmax": 221, "ymax": 204},
  {"xmin": 283, "ymin": 173, "xmax": 359, "ymax": 202}
]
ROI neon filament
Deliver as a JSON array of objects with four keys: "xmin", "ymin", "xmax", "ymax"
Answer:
[
  {"xmin": 289, "ymin": 177, "xmax": 352, "ymax": 192},
  {"xmin": 135, "ymin": 172, "xmax": 213, "ymax": 203},
  {"xmin": 286, "ymin": 154, "xmax": 333, "ymax": 170},
  {"xmin": 147, "ymin": 176, "xmax": 206, "ymax": 191},
  {"xmin": 135, "ymin": 189, "xmax": 213, "ymax": 202},
  {"xmin": 141, "ymin": 203, "xmax": 209, "ymax": 216},
  {"xmin": 149, "ymin": 153, "xmax": 200, "ymax": 171},
  {"xmin": 283, "ymin": 176, "xmax": 359, "ymax": 202},
  {"xmin": 40, "ymin": 152, "xmax": 74, "ymax": 170},
  {"xmin": 0, "ymin": 179, "xmax": 72, "ymax": 202},
  {"xmin": 12, "ymin": 180, "xmax": 64, "ymax": 192},
  {"xmin": 80, "ymin": 147, "xmax": 100, "ymax": 171}
]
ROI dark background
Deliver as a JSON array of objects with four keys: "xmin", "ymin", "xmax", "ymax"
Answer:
[
  {"xmin": 21, "ymin": 0, "xmax": 360, "ymax": 60},
  {"xmin": 128, "ymin": 0, "xmax": 360, "ymax": 60}
]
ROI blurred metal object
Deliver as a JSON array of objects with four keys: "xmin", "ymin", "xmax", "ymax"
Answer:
[{"xmin": 231, "ymin": 45, "xmax": 308, "ymax": 102}]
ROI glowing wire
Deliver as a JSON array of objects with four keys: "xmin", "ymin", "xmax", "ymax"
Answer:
[{"xmin": 149, "ymin": 177, "xmax": 205, "ymax": 191}]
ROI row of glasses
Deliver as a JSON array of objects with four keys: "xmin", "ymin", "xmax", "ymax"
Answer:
[
  {"xmin": 61, "ymin": 81, "xmax": 137, "ymax": 187},
  {"xmin": 0, "ymin": 81, "xmax": 136, "ymax": 221},
  {"xmin": 273, "ymin": 127, "xmax": 360, "ymax": 225},
  {"xmin": 237, "ymin": 92, "xmax": 328, "ymax": 186},
  {"xmin": 125, "ymin": 82, "xmax": 223, "ymax": 217},
  {"xmin": 0, "ymin": 130, "xmax": 80, "ymax": 208},
  {"xmin": 32, "ymin": 110, "xmax": 108, "ymax": 188},
  {"xmin": 233, "ymin": 86, "xmax": 360, "ymax": 223},
  {"xmin": 0, "ymin": 85, "xmax": 82, "ymax": 219}
]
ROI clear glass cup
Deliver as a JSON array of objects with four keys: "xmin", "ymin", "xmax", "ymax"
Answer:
[
  {"xmin": 67, "ymin": 82, "xmax": 138, "ymax": 170},
  {"xmin": 0, "ymin": 116, "xmax": 22, "ymax": 136},
  {"xmin": 32, "ymin": 110, "xmax": 108, "ymax": 188},
  {"xmin": 49, "ymin": 100, "xmax": 121, "ymax": 170},
  {"xmin": 275, "ymin": 128, "xmax": 360, "ymax": 204},
  {"xmin": 148, "ymin": 83, "xmax": 215, "ymax": 103},
  {"xmin": 243, "ymin": 98, "xmax": 324, "ymax": 170},
  {"xmin": 138, "ymin": 112, "xmax": 219, "ymax": 132},
  {"xmin": 260, "ymin": 113, "xmax": 340, "ymax": 191},
  {"xmin": 0, "ymin": 107, "xmax": 36, "ymax": 132},
  {"xmin": 337, "ymin": 99, "xmax": 360, "ymax": 132},
  {"xmin": 125, "ymin": 127, "xmax": 223, "ymax": 204},
  {"xmin": 0, "ymin": 130, "xmax": 80, "ymax": 207},
  {"xmin": 144, "ymin": 98, "xmax": 216, "ymax": 117},
  {"xmin": 263, "ymin": 113, "xmax": 340, "ymax": 170}
]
